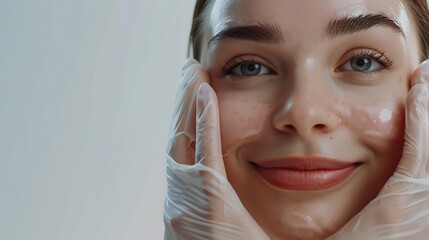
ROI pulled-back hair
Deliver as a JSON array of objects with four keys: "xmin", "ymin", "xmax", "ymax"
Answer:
[{"xmin": 189, "ymin": 0, "xmax": 429, "ymax": 61}]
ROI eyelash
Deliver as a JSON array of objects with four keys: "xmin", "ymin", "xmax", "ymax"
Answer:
[
  {"xmin": 342, "ymin": 49, "xmax": 394, "ymax": 73},
  {"xmin": 221, "ymin": 56, "xmax": 271, "ymax": 76},
  {"xmin": 220, "ymin": 50, "xmax": 394, "ymax": 77}
]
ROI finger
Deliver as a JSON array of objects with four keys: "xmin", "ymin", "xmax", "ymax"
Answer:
[
  {"xmin": 397, "ymin": 62, "xmax": 429, "ymax": 177},
  {"xmin": 411, "ymin": 59, "xmax": 429, "ymax": 86},
  {"xmin": 182, "ymin": 58, "xmax": 199, "ymax": 76},
  {"xmin": 174, "ymin": 58, "xmax": 200, "ymax": 107},
  {"xmin": 195, "ymin": 82, "xmax": 228, "ymax": 232},
  {"xmin": 167, "ymin": 62, "xmax": 210, "ymax": 165},
  {"xmin": 196, "ymin": 82, "xmax": 226, "ymax": 176}
]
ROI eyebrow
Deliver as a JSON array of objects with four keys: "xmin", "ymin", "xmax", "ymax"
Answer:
[
  {"xmin": 326, "ymin": 13, "xmax": 404, "ymax": 37},
  {"xmin": 208, "ymin": 13, "xmax": 404, "ymax": 48},
  {"xmin": 207, "ymin": 23, "xmax": 284, "ymax": 48}
]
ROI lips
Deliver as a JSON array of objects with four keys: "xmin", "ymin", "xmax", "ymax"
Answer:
[{"xmin": 252, "ymin": 157, "xmax": 360, "ymax": 190}]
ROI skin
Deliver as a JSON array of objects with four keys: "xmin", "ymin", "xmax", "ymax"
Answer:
[{"xmin": 196, "ymin": 0, "xmax": 421, "ymax": 239}]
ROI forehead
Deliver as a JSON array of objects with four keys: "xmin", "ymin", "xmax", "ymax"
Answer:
[{"xmin": 208, "ymin": 0, "xmax": 412, "ymax": 37}]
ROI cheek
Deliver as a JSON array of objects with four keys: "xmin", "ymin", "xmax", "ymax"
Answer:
[
  {"xmin": 218, "ymin": 99, "xmax": 272, "ymax": 150},
  {"xmin": 340, "ymin": 97, "xmax": 405, "ymax": 145}
]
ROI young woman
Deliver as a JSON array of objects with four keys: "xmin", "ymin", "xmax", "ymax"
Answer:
[{"xmin": 164, "ymin": 0, "xmax": 429, "ymax": 239}]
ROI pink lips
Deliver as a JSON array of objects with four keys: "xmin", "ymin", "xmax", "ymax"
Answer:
[{"xmin": 253, "ymin": 157, "xmax": 359, "ymax": 190}]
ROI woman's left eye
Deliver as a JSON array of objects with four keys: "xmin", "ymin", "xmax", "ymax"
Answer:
[
  {"xmin": 230, "ymin": 61, "xmax": 271, "ymax": 76},
  {"xmin": 341, "ymin": 57, "xmax": 382, "ymax": 72}
]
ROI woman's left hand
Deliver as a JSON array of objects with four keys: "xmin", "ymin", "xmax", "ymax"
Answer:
[{"xmin": 329, "ymin": 60, "xmax": 429, "ymax": 239}]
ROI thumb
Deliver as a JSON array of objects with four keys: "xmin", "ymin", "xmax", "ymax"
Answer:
[{"xmin": 195, "ymin": 82, "xmax": 226, "ymax": 176}]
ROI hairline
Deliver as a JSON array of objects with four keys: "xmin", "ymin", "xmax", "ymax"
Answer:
[{"xmin": 192, "ymin": 0, "xmax": 428, "ymax": 61}]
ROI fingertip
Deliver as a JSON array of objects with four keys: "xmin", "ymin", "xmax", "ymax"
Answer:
[
  {"xmin": 197, "ymin": 82, "xmax": 212, "ymax": 102},
  {"xmin": 176, "ymin": 64, "xmax": 210, "ymax": 105},
  {"xmin": 421, "ymin": 58, "xmax": 429, "ymax": 66},
  {"xmin": 180, "ymin": 63, "xmax": 209, "ymax": 90},
  {"xmin": 411, "ymin": 59, "xmax": 429, "ymax": 86},
  {"xmin": 182, "ymin": 58, "xmax": 199, "ymax": 76},
  {"xmin": 198, "ymin": 81, "xmax": 211, "ymax": 94}
]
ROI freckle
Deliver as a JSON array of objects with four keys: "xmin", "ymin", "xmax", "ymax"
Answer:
[
  {"xmin": 234, "ymin": 111, "xmax": 237, "ymax": 114},
  {"xmin": 268, "ymin": 104, "xmax": 273, "ymax": 107},
  {"xmin": 330, "ymin": 136, "xmax": 333, "ymax": 140},
  {"xmin": 248, "ymin": 118, "xmax": 252, "ymax": 121},
  {"xmin": 240, "ymin": 118, "xmax": 243, "ymax": 121}
]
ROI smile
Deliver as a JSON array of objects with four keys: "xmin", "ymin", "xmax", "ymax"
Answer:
[{"xmin": 252, "ymin": 157, "xmax": 361, "ymax": 191}]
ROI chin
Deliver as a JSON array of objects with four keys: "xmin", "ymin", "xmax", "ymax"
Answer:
[
  {"xmin": 259, "ymin": 211, "xmax": 341, "ymax": 240},
  {"xmin": 267, "ymin": 228, "xmax": 333, "ymax": 240},
  {"xmin": 229, "ymin": 165, "xmax": 377, "ymax": 240}
]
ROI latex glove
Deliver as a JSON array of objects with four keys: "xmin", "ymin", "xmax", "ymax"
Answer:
[
  {"xmin": 328, "ymin": 60, "xmax": 429, "ymax": 240},
  {"xmin": 163, "ymin": 59, "xmax": 270, "ymax": 240}
]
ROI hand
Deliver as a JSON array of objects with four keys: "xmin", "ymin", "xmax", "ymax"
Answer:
[
  {"xmin": 329, "ymin": 61, "xmax": 429, "ymax": 239},
  {"xmin": 163, "ymin": 59, "xmax": 269, "ymax": 240}
]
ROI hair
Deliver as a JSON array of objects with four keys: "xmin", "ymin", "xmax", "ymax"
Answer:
[
  {"xmin": 189, "ymin": 0, "xmax": 214, "ymax": 61},
  {"xmin": 189, "ymin": 0, "xmax": 429, "ymax": 61}
]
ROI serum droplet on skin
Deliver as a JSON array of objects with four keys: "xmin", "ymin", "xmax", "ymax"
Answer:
[{"xmin": 379, "ymin": 109, "xmax": 392, "ymax": 122}]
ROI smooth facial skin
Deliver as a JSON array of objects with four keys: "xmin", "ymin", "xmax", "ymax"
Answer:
[{"xmin": 199, "ymin": 0, "xmax": 421, "ymax": 239}]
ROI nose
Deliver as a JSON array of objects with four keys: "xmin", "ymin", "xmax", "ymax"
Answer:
[{"xmin": 272, "ymin": 65, "xmax": 340, "ymax": 137}]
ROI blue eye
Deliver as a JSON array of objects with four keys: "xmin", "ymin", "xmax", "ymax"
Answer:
[
  {"xmin": 236, "ymin": 62, "xmax": 262, "ymax": 75},
  {"xmin": 346, "ymin": 57, "xmax": 382, "ymax": 72},
  {"xmin": 229, "ymin": 61, "xmax": 271, "ymax": 76},
  {"xmin": 351, "ymin": 58, "xmax": 371, "ymax": 71},
  {"xmin": 338, "ymin": 50, "xmax": 393, "ymax": 73}
]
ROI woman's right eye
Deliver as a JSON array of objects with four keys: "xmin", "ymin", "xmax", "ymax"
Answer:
[
  {"xmin": 223, "ymin": 56, "xmax": 273, "ymax": 77},
  {"xmin": 230, "ymin": 62, "xmax": 270, "ymax": 76}
]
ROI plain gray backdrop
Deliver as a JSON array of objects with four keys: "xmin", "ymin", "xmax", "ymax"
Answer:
[{"xmin": 0, "ymin": 1, "xmax": 194, "ymax": 239}]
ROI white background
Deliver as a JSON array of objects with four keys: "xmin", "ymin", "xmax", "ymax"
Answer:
[{"xmin": 0, "ymin": 1, "xmax": 195, "ymax": 239}]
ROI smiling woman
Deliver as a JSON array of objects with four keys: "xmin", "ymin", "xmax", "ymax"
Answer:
[{"xmin": 164, "ymin": 0, "xmax": 429, "ymax": 239}]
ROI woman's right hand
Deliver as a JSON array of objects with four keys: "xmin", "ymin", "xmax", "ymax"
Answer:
[{"xmin": 163, "ymin": 59, "xmax": 270, "ymax": 240}]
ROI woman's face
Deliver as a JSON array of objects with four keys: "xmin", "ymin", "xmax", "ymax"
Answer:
[{"xmin": 199, "ymin": 0, "xmax": 421, "ymax": 239}]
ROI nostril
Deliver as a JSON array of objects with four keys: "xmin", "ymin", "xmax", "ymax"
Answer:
[
  {"xmin": 284, "ymin": 124, "xmax": 297, "ymax": 132},
  {"xmin": 314, "ymin": 123, "xmax": 327, "ymax": 130}
]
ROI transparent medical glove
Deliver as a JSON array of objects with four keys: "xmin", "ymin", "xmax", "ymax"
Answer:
[{"xmin": 163, "ymin": 59, "xmax": 270, "ymax": 240}]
